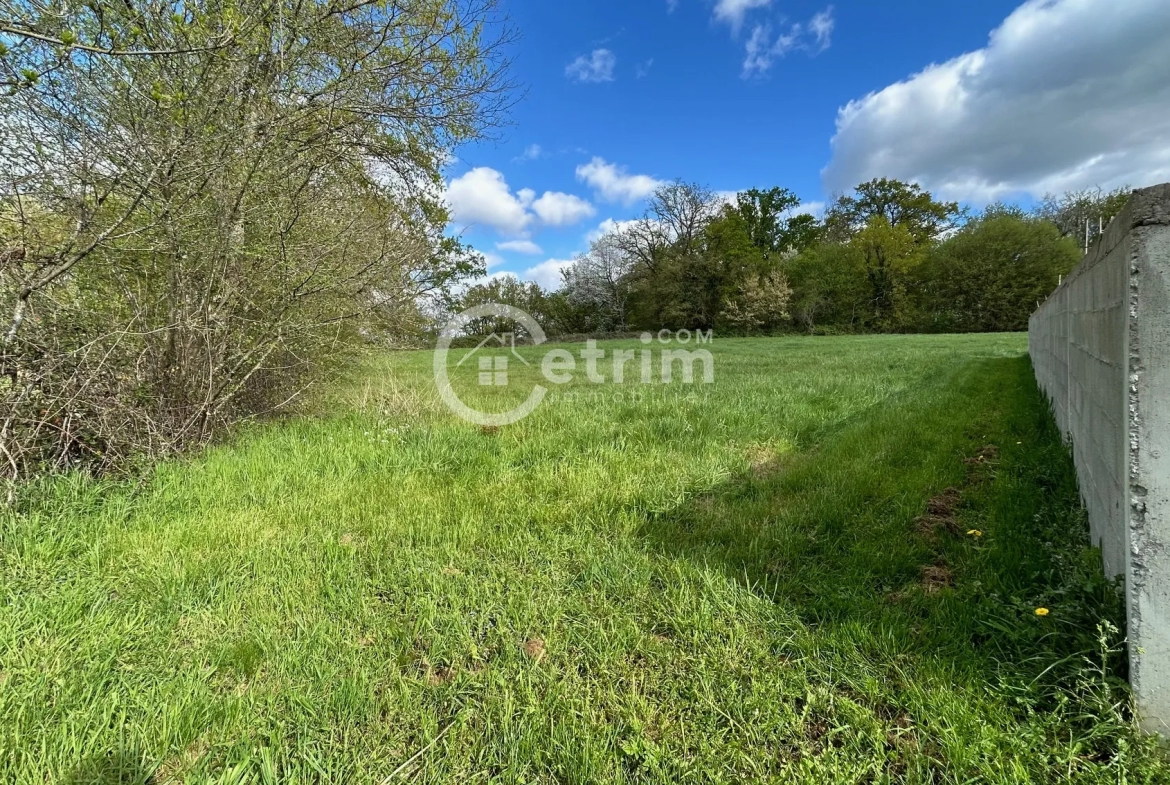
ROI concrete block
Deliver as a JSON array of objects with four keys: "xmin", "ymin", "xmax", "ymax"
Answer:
[{"xmin": 1029, "ymin": 182, "xmax": 1170, "ymax": 733}]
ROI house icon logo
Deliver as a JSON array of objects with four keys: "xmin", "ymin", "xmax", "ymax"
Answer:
[
  {"xmin": 456, "ymin": 332, "xmax": 531, "ymax": 387},
  {"xmin": 434, "ymin": 304, "xmax": 548, "ymax": 427}
]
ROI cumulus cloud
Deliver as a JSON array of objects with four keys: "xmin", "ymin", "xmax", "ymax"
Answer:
[
  {"xmin": 714, "ymin": 0, "xmax": 772, "ymax": 31},
  {"xmin": 531, "ymin": 192, "xmax": 597, "ymax": 227},
  {"xmin": 496, "ymin": 240, "xmax": 543, "ymax": 255},
  {"xmin": 797, "ymin": 201, "xmax": 826, "ymax": 219},
  {"xmin": 586, "ymin": 217, "xmax": 641, "ymax": 244},
  {"xmin": 742, "ymin": 7, "xmax": 834, "ymax": 77},
  {"xmin": 446, "ymin": 167, "xmax": 597, "ymax": 235},
  {"xmin": 821, "ymin": 0, "xmax": 1170, "ymax": 202},
  {"xmin": 445, "ymin": 168, "xmax": 533, "ymax": 235},
  {"xmin": 524, "ymin": 259, "xmax": 577, "ymax": 290},
  {"xmin": 576, "ymin": 157, "xmax": 664, "ymax": 205},
  {"xmin": 566, "ymin": 49, "xmax": 616, "ymax": 83}
]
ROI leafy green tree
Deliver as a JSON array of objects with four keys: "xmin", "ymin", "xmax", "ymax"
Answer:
[
  {"xmin": 826, "ymin": 178, "xmax": 962, "ymax": 245},
  {"xmin": 620, "ymin": 182, "xmax": 730, "ymax": 330},
  {"xmin": 541, "ymin": 289, "xmax": 599, "ymax": 336},
  {"xmin": 734, "ymin": 188, "xmax": 798, "ymax": 254},
  {"xmin": 783, "ymin": 242, "xmax": 869, "ymax": 332},
  {"xmin": 731, "ymin": 188, "xmax": 823, "ymax": 257},
  {"xmin": 912, "ymin": 208, "xmax": 1081, "ymax": 332},
  {"xmin": 631, "ymin": 250, "xmax": 718, "ymax": 330},
  {"xmin": 783, "ymin": 213, "xmax": 827, "ymax": 255},
  {"xmin": 457, "ymin": 276, "xmax": 551, "ymax": 336},
  {"xmin": 628, "ymin": 202, "xmax": 780, "ymax": 332},
  {"xmin": 853, "ymin": 217, "xmax": 923, "ymax": 329}
]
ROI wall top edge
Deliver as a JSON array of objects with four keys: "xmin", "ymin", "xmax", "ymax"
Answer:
[
  {"xmin": 1131, "ymin": 183, "xmax": 1170, "ymax": 228},
  {"xmin": 1031, "ymin": 183, "xmax": 1170, "ymax": 321}
]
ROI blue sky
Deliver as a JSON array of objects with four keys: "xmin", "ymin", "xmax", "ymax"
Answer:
[{"xmin": 443, "ymin": 0, "xmax": 1170, "ymax": 288}]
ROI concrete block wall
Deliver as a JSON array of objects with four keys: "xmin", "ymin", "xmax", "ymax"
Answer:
[{"xmin": 1029, "ymin": 183, "xmax": 1170, "ymax": 733}]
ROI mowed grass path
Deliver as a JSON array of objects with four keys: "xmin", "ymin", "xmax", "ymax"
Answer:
[{"xmin": 2, "ymin": 335, "xmax": 1165, "ymax": 783}]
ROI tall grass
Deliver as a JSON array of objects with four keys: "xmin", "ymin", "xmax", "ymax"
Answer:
[{"xmin": 1, "ymin": 334, "xmax": 1164, "ymax": 783}]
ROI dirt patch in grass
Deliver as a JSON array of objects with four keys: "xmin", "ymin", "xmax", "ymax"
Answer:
[
  {"xmin": 694, "ymin": 494, "xmax": 716, "ymax": 512},
  {"xmin": 745, "ymin": 444, "xmax": 786, "ymax": 479},
  {"xmin": 877, "ymin": 709, "xmax": 919, "ymax": 761},
  {"xmin": 921, "ymin": 563, "xmax": 954, "ymax": 594},
  {"xmin": 885, "ymin": 590, "xmax": 909, "ymax": 605},
  {"xmin": 803, "ymin": 712, "xmax": 846, "ymax": 755},
  {"xmin": 926, "ymin": 487, "xmax": 962, "ymax": 517},
  {"xmin": 915, "ymin": 487, "xmax": 963, "ymax": 537},
  {"xmin": 523, "ymin": 638, "xmax": 546, "ymax": 663},
  {"xmin": 964, "ymin": 444, "xmax": 1000, "ymax": 482},
  {"xmin": 426, "ymin": 665, "xmax": 457, "ymax": 686},
  {"xmin": 915, "ymin": 443, "xmax": 1000, "ymax": 550},
  {"xmin": 153, "ymin": 737, "xmax": 211, "ymax": 784}
]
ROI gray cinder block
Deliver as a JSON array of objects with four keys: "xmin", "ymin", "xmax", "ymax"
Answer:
[{"xmin": 1029, "ymin": 183, "xmax": 1170, "ymax": 734}]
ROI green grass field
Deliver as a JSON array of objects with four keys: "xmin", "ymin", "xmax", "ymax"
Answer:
[{"xmin": 2, "ymin": 334, "xmax": 1166, "ymax": 783}]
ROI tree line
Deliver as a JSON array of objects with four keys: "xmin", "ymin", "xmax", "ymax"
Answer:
[{"xmin": 456, "ymin": 181, "xmax": 1130, "ymax": 337}]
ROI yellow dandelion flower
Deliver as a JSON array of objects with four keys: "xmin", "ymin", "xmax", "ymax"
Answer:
[
  {"xmin": 967, "ymin": 529, "xmax": 983, "ymax": 537},
  {"xmin": 1035, "ymin": 607, "xmax": 1050, "ymax": 617}
]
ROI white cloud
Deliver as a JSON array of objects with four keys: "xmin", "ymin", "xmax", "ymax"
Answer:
[
  {"xmin": 531, "ymin": 192, "xmax": 597, "ymax": 227},
  {"xmin": 445, "ymin": 168, "xmax": 533, "ymax": 235},
  {"xmin": 482, "ymin": 251, "xmax": 508, "ymax": 269},
  {"xmin": 446, "ymin": 168, "xmax": 596, "ymax": 235},
  {"xmin": 586, "ymin": 217, "xmax": 641, "ymax": 244},
  {"xmin": 715, "ymin": 190, "xmax": 740, "ymax": 207},
  {"xmin": 742, "ymin": 7, "xmax": 834, "ymax": 77},
  {"xmin": 515, "ymin": 144, "xmax": 544, "ymax": 162},
  {"xmin": 714, "ymin": 0, "xmax": 772, "ymax": 31},
  {"xmin": 496, "ymin": 240, "xmax": 543, "ymax": 255},
  {"xmin": 576, "ymin": 157, "xmax": 664, "ymax": 205},
  {"xmin": 822, "ymin": 0, "xmax": 1170, "ymax": 202},
  {"xmin": 797, "ymin": 201, "xmax": 826, "ymax": 219},
  {"xmin": 743, "ymin": 25, "xmax": 776, "ymax": 77},
  {"xmin": 524, "ymin": 259, "xmax": 576, "ymax": 290},
  {"xmin": 636, "ymin": 59, "xmax": 655, "ymax": 79},
  {"xmin": 566, "ymin": 49, "xmax": 616, "ymax": 83},
  {"xmin": 809, "ymin": 7, "xmax": 834, "ymax": 50}
]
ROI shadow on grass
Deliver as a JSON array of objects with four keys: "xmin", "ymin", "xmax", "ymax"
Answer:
[
  {"xmin": 636, "ymin": 354, "xmax": 1126, "ymax": 685},
  {"xmin": 66, "ymin": 750, "xmax": 152, "ymax": 785}
]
